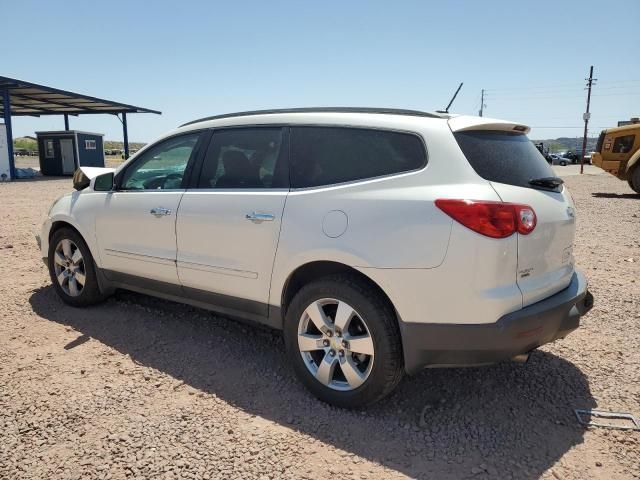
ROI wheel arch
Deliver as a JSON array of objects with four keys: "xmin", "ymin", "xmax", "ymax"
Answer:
[
  {"xmin": 49, "ymin": 220, "xmax": 83, "ymax": 243},
  {"xmin": 280, "ymin": 260, "xmax": 398, "ymax": 320},
  {"xmin": 48, "ymin": 219, "xmax": 101, "ymax": 268},
  {"xmin": 626, "ymin": 149, "xmax": 640, "ymax": 174},
  {"xmin": 48, "ymin": 219, "xmax": 112, "ymax": 295}
]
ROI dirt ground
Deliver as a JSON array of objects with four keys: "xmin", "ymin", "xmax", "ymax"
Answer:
[{"xmin": 0, "ymin": 171, "xmax": 638, "ymax": 480}]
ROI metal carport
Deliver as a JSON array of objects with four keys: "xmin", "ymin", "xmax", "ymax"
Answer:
[{"xmin": 0, "ymin": 75, "xmax": 161, "ymax": 179}]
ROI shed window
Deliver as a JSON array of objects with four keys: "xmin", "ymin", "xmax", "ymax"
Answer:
[
  {"xmin": 45, "ymin": 140, "xmax": 54, "ymax": 158},
  {"xmin": 85, "ymin": 139, "xmax": 96, "ymax": 150}
]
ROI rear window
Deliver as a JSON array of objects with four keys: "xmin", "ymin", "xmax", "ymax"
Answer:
[
  {"xmin": 290, "ymin": 127, "xmax": 427, "ymax": 188},
  {"xmin": 454, "ymin": 131, "xmax": 556, "ymax": 190}
]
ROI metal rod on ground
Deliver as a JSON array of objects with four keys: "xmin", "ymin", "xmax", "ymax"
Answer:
[
  {"xmin": 122, "ymin": 112, "xmax": 129, "ymax": 160},
  {"xmin": 580, "ymin": 66, "xmax": 596, "ymax": 174},
  {"xmin": 2, "ymin": 88, "xmax": 16, "ymax": 180},
  {"xmin": 64, "ymin": 114, "xmax": 69, "ymax": 131}
]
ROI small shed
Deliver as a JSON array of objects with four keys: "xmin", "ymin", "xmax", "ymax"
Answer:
[{"xmin": 36, "ymin": 130, "xmax": 105, "ymax": 176}]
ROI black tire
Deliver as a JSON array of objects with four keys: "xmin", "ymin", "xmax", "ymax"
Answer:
[
  {"xmin": 283, "ymin": 274, "xmax": 404, "ymax": 408},
  {"xmin": 560, "ymin": 161, "xmax": 567, "ymax": 166},
  {"xmin": 630, "ymin": 166, "xmax": 640, "ymax": 194},
  {"xmin": 48, "ymin": 227, "xmax": 107, "ymax": 307}
]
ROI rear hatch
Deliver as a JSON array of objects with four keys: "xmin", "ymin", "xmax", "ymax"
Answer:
[{"xmin": 450, "ymin": 117, "xmax": 576, "ymax": 306}]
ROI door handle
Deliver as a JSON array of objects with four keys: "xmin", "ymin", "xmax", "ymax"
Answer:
[
  {"xmin": 245, "ymin": 212, "xmax": 275, "ymax": 222},
  {"xmin": 150, "ymin": 207, "xmax": 172, "ymax": 217}
]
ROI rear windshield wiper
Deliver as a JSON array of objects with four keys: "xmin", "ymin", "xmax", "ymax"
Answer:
[{"xmin": 529, "ymin": 176, "xmax": 564, "ymax": 190}]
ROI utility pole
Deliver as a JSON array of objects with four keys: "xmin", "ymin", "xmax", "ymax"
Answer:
[
  {"xmin": 580, "ymin": 66, "xmax": 596, "ymax": 174},
  {"xmin": 479, "ymin": 89, "xmax": 485, "ymax": 117}
]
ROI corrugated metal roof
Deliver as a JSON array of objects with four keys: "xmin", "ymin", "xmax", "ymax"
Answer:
[{"xmin": 0, "ymin": 76, "xmax": 160, "ymax": 116}]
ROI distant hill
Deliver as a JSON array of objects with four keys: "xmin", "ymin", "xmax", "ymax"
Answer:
[
  {"xmin": 104, "ymin": 140, "xmax": 146, "ymax": 151},
  {"xmin": 531, "ymin": 136, "xmax": 598, "ymax": 153},
  {"xmin": 13, "ymin": 137, "xmax": 37, "ymax": 152},
  {"xmin": 13, "ymin": 137, "xmax": 146, "ymax": 153},
  {"xmin": 12, "ymin": 135, "xmax": 598, "ymax": 157}
]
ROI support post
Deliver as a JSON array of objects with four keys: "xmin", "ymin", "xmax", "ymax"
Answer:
[
  {"xmin": 122, "ymin": 112, "xmax": 129, "ymax": 160},
  {"xmin": 479, "ymin": 89, "xmax": 485, "ymax": 117},
  {"xmin": 64, "ymin": 114, "xmax": 70, "ymax": 131},
  {"xmin": 1, "ymin": 88, "xmax": 16, "ymax": 180}
]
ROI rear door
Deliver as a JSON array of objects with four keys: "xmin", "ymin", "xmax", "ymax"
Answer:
[
  {"xmin": 452, "ymin": 124, "xmax": 576, "ymax": 306},
  {"xmin": 176, "ymin": 127, "xmax": 289, "ymax": 318}
]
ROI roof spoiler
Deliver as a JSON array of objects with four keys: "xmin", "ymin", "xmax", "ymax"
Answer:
[{"xmin": 448, "ymin": 115, "xmax": 530, "ymax": 134}]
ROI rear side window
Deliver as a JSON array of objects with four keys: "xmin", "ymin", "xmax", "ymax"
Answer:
[
  {"xmin": 198, "ymin": 128, "xmax": 287, "ymax": 189},
  {"xmin": 290, "ymin": 127, "xmax": 427, "ymax": 188},
  {"xmin": 454, "ymin": 131, "xmax": 556, "ymax": 189}
]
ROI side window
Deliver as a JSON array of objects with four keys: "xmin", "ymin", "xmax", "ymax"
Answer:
[
  {"xmin": 290, "ymin": 127, "xmax": 427, "ymax": 188},
  {"xmin": 120, "ymin": 133, "xmax": 200, "ymax": 190},
  {"xmin": 612, "ymin": 135, "xmax": 635, "ymax": 154},
  {"xmin": 198, "ymin": 128, "xmax": 285, "ymax": 188}
]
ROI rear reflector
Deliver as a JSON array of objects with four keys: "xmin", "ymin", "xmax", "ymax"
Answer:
[{"xmin": 435, "ymin": 199, "xmax": 536, "ymax": 238}]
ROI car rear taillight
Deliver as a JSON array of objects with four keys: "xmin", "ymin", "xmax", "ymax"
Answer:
[
  {"xmin": 435, "ymin": 199, "xmax": 536, "ymax": 238},
  {"xmin": 515, "ymin": 205, "xmax": 536, "ymax": 234}
]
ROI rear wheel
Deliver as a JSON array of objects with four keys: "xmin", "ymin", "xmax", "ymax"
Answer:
[
  {"xmin": 48, "ymin": 227, "xmax": 107, "ymax": 307},
  {"xmin": 560, "ymin": 160, "xmax": 567, "ymax": 166},
  {"xmin": 284, "ymin": 274, "xmax": 403, "ymax": 408}
]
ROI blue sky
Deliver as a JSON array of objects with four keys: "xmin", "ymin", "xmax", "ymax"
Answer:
[{"xmin": 4, "ymin": 0, "xmax": 640, "ymax": 143}]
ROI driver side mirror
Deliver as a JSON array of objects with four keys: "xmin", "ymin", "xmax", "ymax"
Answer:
[{"xmin": 94, "ymin": 172, "xmax": 115, "ymax": 192}]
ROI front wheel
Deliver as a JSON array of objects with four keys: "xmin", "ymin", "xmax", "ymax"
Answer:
[
  {"xmin": 48, "ymin": 227, "xmax": 107, "ymax": 307},
  {"xmin": 284, "ymin": 274, "xmax": 404, "ymax": 408}
]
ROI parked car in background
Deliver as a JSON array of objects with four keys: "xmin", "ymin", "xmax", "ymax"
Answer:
[
  {"xmin": 37, "ymin": 108, "xmax": 593, "ymax": 407},
  {"xmin": 550, "ymin": 155, "xmax": 571, "ymax": 166},
  {"xmin": 562, "ymin": 151, "xmax": 578, "ymax": 164}
]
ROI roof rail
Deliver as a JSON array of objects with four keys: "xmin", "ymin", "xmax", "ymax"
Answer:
[{"xmin": 180, "ymin": 107, "xmax": 443, "ymax": 127}]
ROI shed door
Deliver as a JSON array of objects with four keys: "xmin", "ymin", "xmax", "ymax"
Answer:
[{"xmin": 60, "ymin": 139, "xmax": 75, "ymax": 174}]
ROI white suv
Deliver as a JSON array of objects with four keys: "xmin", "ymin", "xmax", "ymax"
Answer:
[{"xmin": 38, "ymin": 108, "xmax": 593, "ymax": 407}]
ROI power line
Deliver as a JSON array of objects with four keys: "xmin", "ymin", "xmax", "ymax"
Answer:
[
  {"xmin": 485, "ymin": 91, "xmax": 638, "ymax": 101},
  {"xmin": 484, "ymin": 79, "xmax": 640, "ymax": 93}
]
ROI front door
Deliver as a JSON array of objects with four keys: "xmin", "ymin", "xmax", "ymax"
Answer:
[
  {"xmin": 60, "ymin": 139, "xmax": 75, "ymax": 174},
  {"xmin": 95, "ymin": 132, "xmax": 204, "ymax": 286},
  {"xmin": 176, "ymin": 127, "xmax": 289, "ymax": 317}
]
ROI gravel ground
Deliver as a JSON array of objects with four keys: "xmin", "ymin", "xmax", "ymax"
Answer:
[{"xmin": 0, "ymin": 172, "xmax": 638, "ymax": 480}]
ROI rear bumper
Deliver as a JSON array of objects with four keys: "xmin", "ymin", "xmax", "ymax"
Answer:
[{"xmin": 400, "ymin": 270, "xmax": 593, "ymax": 374}]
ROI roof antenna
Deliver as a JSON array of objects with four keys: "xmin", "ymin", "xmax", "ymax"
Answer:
[{"xmin": 437, "ymin": 82, "xmax": 463, "ymax": 114}]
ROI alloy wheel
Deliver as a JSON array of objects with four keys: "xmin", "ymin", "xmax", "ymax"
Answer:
[
  {"xmin": 53, "ymin": 239, "xmax": 86, "ymax": 297},
  {"xmin": 298, "ymin": 298, "xmax": 375, "ymax": 391}
]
